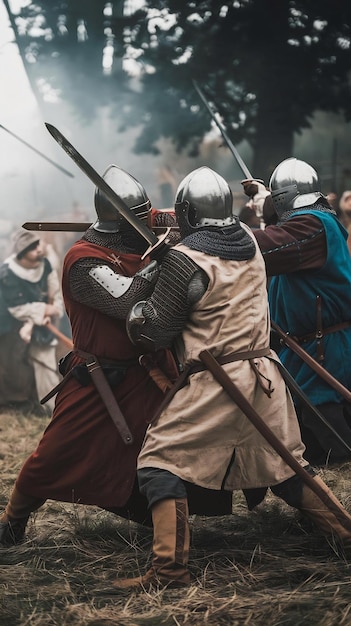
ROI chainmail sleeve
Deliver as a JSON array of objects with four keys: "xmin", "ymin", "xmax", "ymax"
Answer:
[
  {"xmin": 69, "ymin": 257, "xmax": 158, "ymax": 319},
  {"xmin": 135, "ymin": 249, "xmax": 209, "ymax": 349}
]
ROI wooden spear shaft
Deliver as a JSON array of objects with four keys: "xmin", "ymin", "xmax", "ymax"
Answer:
[
  {"xmin": 199, "ymin": 349, "xmax": 351, "ymax": 531},
  {"xmin": 46, "ymin": 321, "xmax": 74, "ymax": 350}
]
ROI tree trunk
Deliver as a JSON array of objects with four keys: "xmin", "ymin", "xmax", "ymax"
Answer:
[
  {"xmin": 2, "ymin": 0, "xmax": 45, "ymax": 117},
  {"xmin": 249, "ymin": 0, "xmax": 295, "ymax": 183},
  {"xmin": 253, "ymin": 108, "xmax": 294, "ymax": 184}
]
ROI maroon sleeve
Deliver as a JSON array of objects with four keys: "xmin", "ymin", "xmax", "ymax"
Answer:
[{"xmin": 253, "ymin": 213, "xmax": 327, "ymax": 276}]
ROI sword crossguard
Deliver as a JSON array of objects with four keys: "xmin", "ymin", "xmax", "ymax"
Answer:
[{"xmin": 141, "ymin": 228, "xmax": 173, "ymax": 261}]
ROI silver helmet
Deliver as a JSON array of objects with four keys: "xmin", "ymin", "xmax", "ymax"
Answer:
[
  {"xmin": 269, "ymin": 157, "xmax": 325, "ymax": 217},
  {"xmin": 175, "ymin": 166, "xmax": 234, "ymax": 237},
  {"xmin": 93, "ymin": 165, "xmax": 151, "ymax": 233}
]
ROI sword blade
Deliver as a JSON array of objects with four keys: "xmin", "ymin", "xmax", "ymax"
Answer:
[
  {"xmin": 193, "ymin": 81, "xmax": 253, "ymax": 180},
  {"xmin": 0, "ymin": 124, "xmax": 75, "ymax": 178},
  {"xmin": 22, "ymin": 221, "xmax": 180, "ymax": 234},
  {"xmin": 23, "ymin": 222, "xmax": 93, "ymax": 232},
  {"xmin": 45, "ymin": 123, "xmax": 157, "ymax": 246}
]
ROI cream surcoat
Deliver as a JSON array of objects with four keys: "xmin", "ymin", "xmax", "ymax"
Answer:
[{"xmin": 138, "ymin": 235, "xmax": 307, "ymax": 490}]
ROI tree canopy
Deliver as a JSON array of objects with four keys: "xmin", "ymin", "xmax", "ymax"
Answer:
[{"xmin": 6, "ymin": 0, "xmax": 351, "ymax": 181}]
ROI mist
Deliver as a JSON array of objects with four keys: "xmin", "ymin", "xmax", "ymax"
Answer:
[{"xmin": 1, "ymin": 0, "xmax": 351, "ymax": 254}]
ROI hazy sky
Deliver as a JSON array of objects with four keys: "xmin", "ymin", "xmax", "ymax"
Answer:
[
  {"xmin": 0, "ymin": 1, "xmax": 83, "ymax": 229},
  {"xmin": 2, "ymin": 0, "xmax": 350, "ymax": 237},
  {"xmin": 0, "ymin": 1, "xmax": 207, "ymax": 239},
  {"xmin": 0, "ymin": 2, "xmax": 36, "ymax": 124},
  {"xmin": 0, "ymin": 3, "xmax": 37, "ymax": 162},
  {"xmin": 0, "ymin": 2, "xmax": 174, "ymax": 231}
]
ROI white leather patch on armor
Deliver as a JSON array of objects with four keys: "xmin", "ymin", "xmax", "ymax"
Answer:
[{"xmin": 89, "ymin": 265, "xmax": 133, "ymax": 298}]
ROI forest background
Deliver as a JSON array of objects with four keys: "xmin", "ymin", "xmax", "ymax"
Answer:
[
  {"xmin": 1, "ymin": 0, "xmax": 351, "ymax": 237},
  {"xmin": 2, "ymin": 3, "xmax": 351, "ymax": 624}
]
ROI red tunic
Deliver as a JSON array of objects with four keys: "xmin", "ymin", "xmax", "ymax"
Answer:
[{"xmin": 16, "ymin": 240, "xmax": 167, "ymax": 509}]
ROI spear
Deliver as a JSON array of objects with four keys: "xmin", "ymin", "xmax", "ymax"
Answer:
[
  {"xmin": 193, "ymin": 80, "xmax": 254, "ymax": 181},
  {"xmin": 199, "ymin": 349, "xmax": 351, "ymax": 531},
  {"xmin": 0, "ymin": 124, "xmax": 74, "ymax": 178}
]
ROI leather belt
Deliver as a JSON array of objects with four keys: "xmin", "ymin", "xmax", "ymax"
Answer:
[
  {"xmin": 40, "ymin": 349, "xmax": 134, "ymax": 445},
  {"xmin": 150, "ymin": 346, "xmax": 271, "ymax": 423},
  {"xmin": 189, "ymin": 347, "xmax": 271, "ymax": 375},
  {"xmin": 294, "ymin": 320, "xmax": 351, "ymax": 344}
]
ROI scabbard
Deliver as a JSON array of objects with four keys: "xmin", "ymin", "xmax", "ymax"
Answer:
[
  {"xmin": 199, "ymin": 349, "xmax": 351, "ymax": 532},
  {"xmin": 41, "ymin": 349, "xmax": 133, "ymax": 444},
  {"xmin": 40, "ymin": 371, "xmax": 72, "ymax": 404},
  {"xmin": 83, "ymin": 354, "xmax": 133, "ymax": 445}
]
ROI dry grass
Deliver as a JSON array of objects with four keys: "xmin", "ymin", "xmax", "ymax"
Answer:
[{"xmin": 1, "ymin": 411, "xmax": 351, "ymax": 626}]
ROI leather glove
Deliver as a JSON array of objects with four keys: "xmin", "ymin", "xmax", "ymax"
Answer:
[
  {"xmin": 241, "ymin": 179, "xmax": 268, "ymax": 199},
  {"xmin": 241, "ymin": 179, "xmax": 270, "ymax": 219}
]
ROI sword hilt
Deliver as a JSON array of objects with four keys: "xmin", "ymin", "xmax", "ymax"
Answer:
[{"xmin": 141, "ymin": 228, "xmax": 173, "ymax": 261}]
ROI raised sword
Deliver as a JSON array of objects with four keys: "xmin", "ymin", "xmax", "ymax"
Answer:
[{"xmin": 44, "ymin": 123, "xmax": 169, "ymax": 258}]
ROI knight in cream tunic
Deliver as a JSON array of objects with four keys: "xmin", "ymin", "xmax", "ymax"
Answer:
[{"xmin": 137, "ymin": 236, "xmax": 307, "ymax": 492}]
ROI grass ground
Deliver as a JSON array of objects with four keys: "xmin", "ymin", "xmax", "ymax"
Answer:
[{"xmin": 1, "ymin": 411, "xmax": 351, "ymax": 626}]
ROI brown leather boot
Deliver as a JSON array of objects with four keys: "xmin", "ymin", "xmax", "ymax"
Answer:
[
  {"xmin": 112, "ymin": 498, "xmax": 191, "ymax": 590},
  {"xmin": 0, "ymin": 485, "xmax": 45, "ymax": 546},
  {"xmin": 298, "ymin": 475, "xmax": 351, "ymax": 542}
]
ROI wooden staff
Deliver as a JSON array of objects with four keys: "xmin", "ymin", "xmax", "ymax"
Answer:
[
  {"xmin": 199, "ymin": 349, "xmax": 351, "ymax": 531},
  {"xmin": 46, "ymin": 321, "xmax": 74, "ymax": 350}
]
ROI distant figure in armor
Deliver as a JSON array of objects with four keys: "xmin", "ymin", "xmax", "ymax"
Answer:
[{"xmin": 0, "ymin": 229, "xmax": 64, "ymax": 415}]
